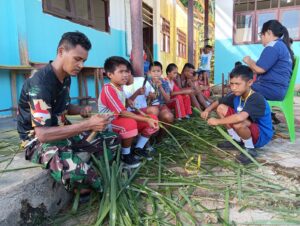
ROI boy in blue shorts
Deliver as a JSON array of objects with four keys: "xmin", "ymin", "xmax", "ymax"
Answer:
[{"xmin": 201, "ymin": 65, "xmax": 273, "ymax": 164}]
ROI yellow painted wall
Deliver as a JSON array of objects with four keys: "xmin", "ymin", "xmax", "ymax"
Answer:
[
  {"xmin": 159, "ymin": 0, "xmax": 202, "ymax": 75},
  {"xmin": 159, "ymin": 0, "xmax": 174, "ymax": 76},
  {"xmin": 175, "ymin": 2, "xmax": 188, "ymax": 72}
]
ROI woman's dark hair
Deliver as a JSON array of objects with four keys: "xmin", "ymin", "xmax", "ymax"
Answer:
[
  {"xmin": 166, "ymin": 63, "xmax": 178, "ymax": 74},
  {"xmin": 261, "ymin": 20, "xmax": 294, "ymax": 65}
]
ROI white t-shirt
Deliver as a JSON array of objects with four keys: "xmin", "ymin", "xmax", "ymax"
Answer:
[
  {"xmin": 199, "ymin": 51, "xmax": 212, "ymax": 71},
  {"xmin": 123, "ymin": 77, "xmax": 154, "ymax": 110}
]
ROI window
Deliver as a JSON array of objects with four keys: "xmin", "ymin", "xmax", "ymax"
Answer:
[
  {"xmin": 177, "ymin": 29, "xmax": 186, "ymax": 58},
  {"xmin": 160, "ymin": 17, "xmax": 170, "ymax": 53},
  {"xmin": 280, "ymin": 9, "xmax": 300, "ymax": 38},
  {"xmin": 256, "ymin": 11, "xmax": 277, "ymax": 41},
  {"xmin": 235, "ymin": 13, "xmax": 254, "ymax": 43},
  {"xmin": 233, "ymin": 0, "xmax": 300, "ymax": 44},
  {"xmin": 42, "ymin": 0, "xmax": 109, "ymax": 32}
]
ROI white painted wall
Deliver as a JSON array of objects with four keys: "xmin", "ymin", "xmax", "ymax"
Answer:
[
  {"xmin": 109, "ymin": 0, "xmax": 126, "ymax": 31},
  {"xmin": 215, "ymin": 0, "xmax": 233, "ymax": 40}
]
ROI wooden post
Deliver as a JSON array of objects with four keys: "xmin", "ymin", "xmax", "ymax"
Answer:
[
  {"xmin": 10, "ymin": 71, "xmax": 18, "ymax": 117},
  {"xmin": 130, "ymin": 0, "xmax": 144, "ymax": 76},
  {"xmin": 99, "ymin": 68, "xmax": 105, "ymax": 87},
  {"xmin": 204, "ymin": 0, "xmax": 209, "ymax": 45},
  {"xmin": 83, "ymin": 76, "xmax": 89, "ymax": 105},
  {"xmin": 222, "ymin": 73, "xmax": 224, "ymax": 98},
  {"xmin": 188, "ymin": 0, "xmax": 194, "ymax": 64},
  {"xmin": 78, "ymin": 74, "xmax": 83, "ymax": 101},
  {"xmin": 95, "ymin": 69, "xmax": 100, "ymax": 101}
]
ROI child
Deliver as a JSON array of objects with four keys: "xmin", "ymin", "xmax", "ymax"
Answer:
[
  {"xmin": 165, "ymin": 63, "xmax": 193, "ymax": 120},
  {"xmin": 201, "ymin": 65, "xmax": 273, "ymax": 164},
  {"xmin": 197, "ymin": 72, "xmax": 211, "ymax": 98},
  {"xmin": 178, "ymin": 63, "xmax": 209, "ymax": 110},
  {"xmin": 198, "ymin": 45, "xmax": 213, "ymax": 79},
  {"xmin": 148, "ymin": 61, "xmax": 174, "ymax": 124},
  {"xmin": 98, "ymin": 56, "xmax": 159, "ymax": 168},
  {"xmin": 123, "ymin": 63, "xmax": 159, "ymax": 154},
  {"xmin": 123, "ymin": 64, "xmax": 159, "ymax": 116}
]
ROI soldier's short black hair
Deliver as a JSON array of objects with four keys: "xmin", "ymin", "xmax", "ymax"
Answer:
[{"xmin": 58, "ymin": 31, "xmax": 91, "ymax": 52}]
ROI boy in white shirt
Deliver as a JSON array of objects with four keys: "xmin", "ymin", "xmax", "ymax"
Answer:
[
  {"xmin": 123, "ymin": 64, "xmax": 159, "ymax": 116},
  {"xmin": 198, "ymin": 45, "xmax": 213, "ymax": 79},
  {"xmin": 123, "ymin": 64, "xmax": 159, "ymax": 154}
]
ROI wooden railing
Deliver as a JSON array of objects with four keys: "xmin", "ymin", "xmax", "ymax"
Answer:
[{"xmin": 0, "ymin": 63, "xmax": 106, "ymax": 116}]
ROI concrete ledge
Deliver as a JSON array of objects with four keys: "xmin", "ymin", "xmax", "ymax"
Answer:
[{"xmin": 0, "ymin": 152, "xmax": 72, "ymax": 225}]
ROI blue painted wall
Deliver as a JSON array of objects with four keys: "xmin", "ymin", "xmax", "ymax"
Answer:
[
  {"xmin": 0, "ymin": 1, "xmax": 20, "ymax": 65},
  {"xmin": 153, "ymin": 44, "xmax": 159, "ymax": 61},
  {"xmin": 214, "ymin": 39, "xmax": 300, "ymax": 85},
  {"xmin": 0, "ymin": 0, "xmax": 127, "ymax": 116}
]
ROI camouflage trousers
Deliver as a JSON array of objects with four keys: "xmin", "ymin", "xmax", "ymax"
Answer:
[{"xmin": 24, "ymin": 131, "xmax": 120, "ymax": 192}]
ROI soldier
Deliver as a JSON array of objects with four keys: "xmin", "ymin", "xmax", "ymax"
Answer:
[{"xmin": 17, "ymin": 31, "xmax": 119, "ymax": 193}]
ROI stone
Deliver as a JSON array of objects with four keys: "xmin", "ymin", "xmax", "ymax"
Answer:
[{"xmin": 0, "ymin": 152, "xmax": 72, "ymax": 226}]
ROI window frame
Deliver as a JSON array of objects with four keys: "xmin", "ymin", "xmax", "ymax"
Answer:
[
  {"xmin": 233, "ymin": 11, "xmax": 255, "ymax": 45},
  {"xmin": 42, "ymin": 0, "xmax": 110, "ymax": 32},
  {"xmin": 254, "ymin": 9, "xmax": 278, "ymax": 42},
  {"xmin": 278, "ymin": 6, "xmax": 300, "ymax": 40},
  {"xmin": 233, "ymin": 0, "xmax": 300, "ymax": 45},
  {"xmin": 160, "ymin": 16, "xmax": 170, "ymax": 53},
  {"xmin": 177, "ymin": 28, "xmax": 187, "ymax": 59}
]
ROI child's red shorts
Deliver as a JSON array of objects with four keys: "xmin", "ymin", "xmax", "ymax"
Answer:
[{"xmin": 226, "ymin": 107, "xmax": 259, "ymax": 145}]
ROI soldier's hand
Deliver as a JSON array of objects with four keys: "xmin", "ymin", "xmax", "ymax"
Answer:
[
  {"xmin": 80, "ymin": 106, "xmax": 92, "ymax": 118},
  {"xmin": 88, "ymin": 114, "xmax": 111, "ymax": 131}
]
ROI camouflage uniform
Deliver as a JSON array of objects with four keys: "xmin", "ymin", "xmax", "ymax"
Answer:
[
  {"xmin": 25, "ymin": 131, "xmax": 119, "ymax": 192},
  {"xmin": 17, "ymin": 63, "xmax": 120, "ymax": 192}
]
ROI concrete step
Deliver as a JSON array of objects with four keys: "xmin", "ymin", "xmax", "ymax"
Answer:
[{"xmin": 0, "ymin": 152, "xmax": 71, "ymax": 225}]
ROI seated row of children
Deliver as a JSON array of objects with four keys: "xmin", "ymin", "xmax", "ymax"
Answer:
[
  {"xmin": 98, "ymin": 56, "xmax": 273, "ymax": 167},
  {"xmin": 98, "ymin": 56, "xmax": 214, "ymax": 168}
]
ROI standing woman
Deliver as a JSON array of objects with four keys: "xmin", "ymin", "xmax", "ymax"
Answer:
[{"xmin": 243, "ymin": 20, "xmax": 294, "ymax": 101}]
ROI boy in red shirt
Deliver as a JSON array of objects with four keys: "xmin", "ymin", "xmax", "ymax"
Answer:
[
  {"xmin": 165, "ymin": 63, "xmax": 193, "ymax": 120},
  {"xmin": 98, "ymin": 56, "xmax": 159, "ymax": 168}
]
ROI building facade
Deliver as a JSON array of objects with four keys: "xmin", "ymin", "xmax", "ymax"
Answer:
[
  {"xmin": 214, "ymin": 0, "xmax": 300, "ymax": 85},
  {"xmin": 0, "ymin": 0, "xmax": 205, "ymax": 116}
]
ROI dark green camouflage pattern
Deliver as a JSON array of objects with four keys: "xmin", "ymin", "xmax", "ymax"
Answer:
[{"xmin": 26, "ymin": 131, "xmax": 120, "ymax": 192}]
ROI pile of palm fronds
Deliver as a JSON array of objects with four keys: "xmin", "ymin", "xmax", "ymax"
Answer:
[
  {"xmin": 0, "ymin": 129, "xmax": 22, "ymax": 172},
  {"xmin": 1, "ymin": 115, "xmax": 299, "ymax": 225},
  {"xmin": 48, "ymin": 114, "xmax": 300, "ymax": 226}
]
